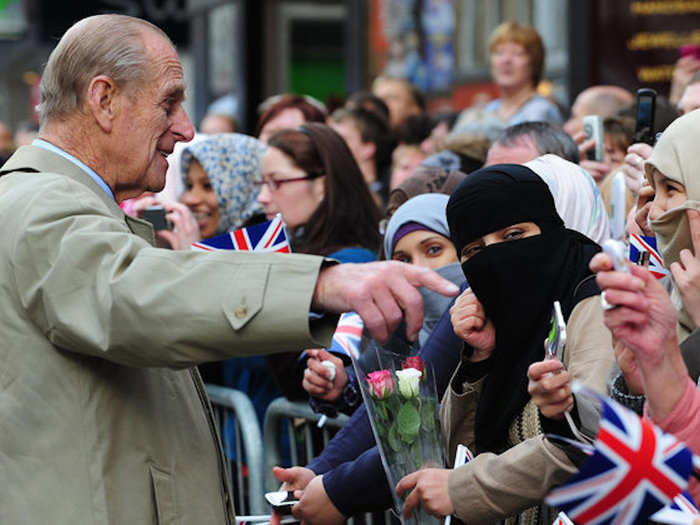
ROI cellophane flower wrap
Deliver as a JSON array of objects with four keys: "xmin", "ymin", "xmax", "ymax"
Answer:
[{"xmin": 352, "ymin": 342, "xmax": 444, "ymax": 525}]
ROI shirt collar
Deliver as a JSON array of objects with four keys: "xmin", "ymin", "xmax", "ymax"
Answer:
[{"xmin": 32, "ymin": 138, "xmax": 115, "ymax": 200}]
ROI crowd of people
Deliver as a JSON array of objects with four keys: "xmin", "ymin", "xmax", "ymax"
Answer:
[{"xmin": 4, "ymin": 12, "xmax": 700, "ymax": 525}]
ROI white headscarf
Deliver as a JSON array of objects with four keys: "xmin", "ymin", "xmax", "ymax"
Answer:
[{"xmin": 525, "ymin": 154, "xmax": 611, "ymax": 244}]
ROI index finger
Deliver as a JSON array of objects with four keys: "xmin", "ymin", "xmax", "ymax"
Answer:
[
  {"xmin": 528, "ymin": 359, "xmax": 564, "ymax": 380},
  {"xmin": 131, "ymin": 195, "xmax": 160, "ymax": 212},
  {"xmin": 396, "ymin": 471, "xmax": 419, "ymax": 497},
  {"xmin": 387, "ymin": 274, "xmax": 424, "ymax": 342},
  {"xmin": 628, "ymin": 142, "xmax": 653, "ymax": 159},
  {"xmin": 589, "ymin": 252, "xmax": 614, "ymax": 273},
  {"xmin": 595, "ymin": 265, "xmax": 646, "ymax": 293},
  {"xmin": 402, "ymin": 264, "xmax": 460, "ymax": 297},
  {"xmin": 687, "ymin": 209, "xmax": 700, "ymax": 255},
  {"xmin": 573, "ymin": 131, "xmax": 587, "ymax": 144}
]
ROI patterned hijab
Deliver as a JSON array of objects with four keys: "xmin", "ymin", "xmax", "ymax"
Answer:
[{"xmin": 180, "ymin": 133, "xmax": 266, "ymax": 234}]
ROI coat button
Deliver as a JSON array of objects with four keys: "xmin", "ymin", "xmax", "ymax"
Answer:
[{"xmin": 234, "ymin": 305, "xmax": 247, "ymax": 319}]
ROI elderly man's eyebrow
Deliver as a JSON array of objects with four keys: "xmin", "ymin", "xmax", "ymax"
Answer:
[{"xmin": 163, "ymin": 85, "xmax": 186, "ymax": 103}]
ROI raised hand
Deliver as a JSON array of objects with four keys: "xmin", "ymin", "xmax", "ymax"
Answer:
[
  {"xmin": 590, "ymin": 253, "xmax": 688, "ymax": 420},
  {"xmin": 591, "ymin": 254, "xmax": 675, "ymax": 357},
  {"xmin": 527, "ymin": 359, "xmax": 572, "ymax": 420},
  {"xmin": 302, "ymin": 349, "xmax": 347, "ymax": 401},
  {"xmin": 313, "ymin": 261, "xmax": 459, "ymax": 344},
  {"xmin": 449, "ymin": 288, "xmax": 495, "ymax": 361},
  {"xmin": 156, "ymin": 201, "xmax": 202, "ymax": 250},
  {"xmin": 623, "ymin": 142, "xmax": 653, "ymax": 196}
]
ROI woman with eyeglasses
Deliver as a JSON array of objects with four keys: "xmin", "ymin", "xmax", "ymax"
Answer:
[
  {"xmin": 258, "ymin": 122, "xmax": 383, "ymax": 400},
  {"xmin": 257, "ymin": 122, "xmax": 382, "ymax": 263}
]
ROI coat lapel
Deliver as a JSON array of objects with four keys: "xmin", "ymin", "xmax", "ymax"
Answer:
[{"xmin": 1, "ymin": 145, "xmax": 156, "ymax": 245}]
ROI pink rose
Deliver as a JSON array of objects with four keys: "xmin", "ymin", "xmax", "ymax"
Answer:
[{"xmin": 366, "ymin": 370, "xmax": 394, "ymax": 399}]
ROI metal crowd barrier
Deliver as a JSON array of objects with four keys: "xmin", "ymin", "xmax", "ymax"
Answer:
[
  {"xmin": 262, "ymin": 397, "xmax": 349, "ymax": 492},
  {"xmin": 262, "ymin": 399, "xmax": 394, "ymax": 525},
  {"xmin": 207, "ymin": 389, "xmax": 393, "ymax": 525},
  {"xmin": 205, "ymin": 384, "xmax": 266, "ymax": 515}
]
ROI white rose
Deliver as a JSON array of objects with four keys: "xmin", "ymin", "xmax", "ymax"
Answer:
[{"xmin": 396, "ymin": 368, "xmax": 421, "ymax": 399}]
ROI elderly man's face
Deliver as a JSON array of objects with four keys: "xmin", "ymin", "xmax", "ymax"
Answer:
[{"xmin": 112, "ymin": 31, "xmax": 194, "ymax": 199}]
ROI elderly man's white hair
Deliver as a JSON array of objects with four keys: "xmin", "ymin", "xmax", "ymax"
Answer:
[{"xmin": 37, "ymin": 14, "xmax": 171, "ymax": 128}]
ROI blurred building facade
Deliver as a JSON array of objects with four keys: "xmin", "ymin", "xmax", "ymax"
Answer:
[{"xmin": 0, "ymin": 1, "xmax": 697, "ymax": 134}]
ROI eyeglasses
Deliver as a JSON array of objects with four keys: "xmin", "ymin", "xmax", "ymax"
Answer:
[{"xmin": 253, "ymin": 172, "xmax": 324, "ymax": 191}]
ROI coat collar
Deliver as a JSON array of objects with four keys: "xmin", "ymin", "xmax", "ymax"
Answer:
[{"xmin": 1, "ymin": 145, "xmax": 156, "ymax": 245}]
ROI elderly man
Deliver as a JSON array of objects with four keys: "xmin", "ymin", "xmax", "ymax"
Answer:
[{"xmin": 0, "ymin": 15, "xmax": 457, "ymax": 524}]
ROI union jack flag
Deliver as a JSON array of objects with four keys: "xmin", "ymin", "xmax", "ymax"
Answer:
[
  {"xmin": 300, "ymin": 312, "xmax": 364, "ymax": 365},
  {"xmin": 328, "ymin": 312, "xmax": 364, "ymax": 363},
  {"xmin": 192, "ymin": 214, "xmax": 290, "ymax": 253},
  {"xmin": 552, "ymin": 512, "xmax": 575, "ymax": 525},
  {"xmin": 629, "ymin": 234, "xmax": 668, "ymax": 280},
  {"xmin": 546, "ymin": 395, "xmax": 693, "ymax": 525},
  {"xmin": 651, "ymin": 491, "xmax": 700, "ymax": 525},
  {"xmin": 445, "ymin": 444, "xmax": 476, "ymax": 525},
  {"xmin": 454, "ymin": 443, "xmax": 475, "ymax": 466}
]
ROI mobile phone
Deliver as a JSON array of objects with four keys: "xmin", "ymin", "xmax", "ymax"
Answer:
[
  {"xmin": 634, "ymin": 88, "xmax": 657, "ymax": 146},
  {"xmin": 680, "ymin": 44, "xmax": 700, "ymax": 60},
  {"xmin": 265, "ymin": 491, "xmax": 298, "ymax": 516},
  {"xmin": 546, "ymin": 301, "xmax": 566, "ymax": 362},
  {"xmin": 582, "ymin": 115, "xmax": 604, "ymax": 162},
  {"xmin": 140, "ymin": 205, "xmax": 171, "ymax": 231},
  {"xmin": 602, "ymin": 239, "xmax": 630, "ymax": 273}
]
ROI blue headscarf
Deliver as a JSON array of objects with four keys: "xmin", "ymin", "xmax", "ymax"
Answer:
[
  {"xmin": 383, "ymin": 193, "xmax": 451, "ymax": 258},
  {"xmin": 180, "ymin": 133, "xmax": 266, "ymax": 234}
]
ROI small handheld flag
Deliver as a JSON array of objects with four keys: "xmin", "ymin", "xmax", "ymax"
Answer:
[
  {"xmin": 192, "ymin": 214, "xmax": 290, "ymax": 253},
  {"xmin": 629, "ymin": 234, "xmax": 668, "ymax": 280},
  {"xmin": 328, "ymin": 312, "xmax": 363, "ymax": 363},
  {"xmin": 300, "ymin": 312, "xmax": 364, "ymax": 365},
  {"xmin": 546, "ymin": 393, "xmax": 693, "ymax": 525},
  {"xmin": 445, "ymin": 444, "xmax": 475, "ymax": 525}
]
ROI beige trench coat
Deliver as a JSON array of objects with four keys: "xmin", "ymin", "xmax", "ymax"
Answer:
[{"xmin": 0, "ymin": 146, "xmax": 335, "ymax": 524}]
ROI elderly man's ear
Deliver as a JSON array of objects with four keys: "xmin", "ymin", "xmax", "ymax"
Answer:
[{"xmin": 86, "ymin": 75, "xmax": 120, "ymax": 133}]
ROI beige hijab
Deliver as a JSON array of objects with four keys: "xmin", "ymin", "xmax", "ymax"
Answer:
[{"xmin": 646, "ymin": 109, "xmax": 700, "ymax": 340}]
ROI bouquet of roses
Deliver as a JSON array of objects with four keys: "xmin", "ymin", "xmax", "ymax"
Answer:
[{"xmin": 354, "ymin": 350, "xmax": 443, "ymax": 525}]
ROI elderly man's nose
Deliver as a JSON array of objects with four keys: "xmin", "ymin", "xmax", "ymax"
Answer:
[{"xmin": 172, "ymin": 107, "xmax": 195, "ymax": 143}]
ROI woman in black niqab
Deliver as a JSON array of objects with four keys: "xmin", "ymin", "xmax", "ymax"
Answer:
[
  {"xmin": 417, "ymin": 163, "xmax": 615, "ymax": 525},
  {"xmin": 447, "ymin": 163, "xmax": 604, "ymax": 454}
]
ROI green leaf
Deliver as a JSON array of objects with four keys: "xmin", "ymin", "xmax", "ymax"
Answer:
[
  {"xmin": 388, "ymin": 422, "xmax": 402, "ymax": 452},
  {"xmin": 420, "ymin": 399, "xmax": 436, "ymax": 432},
  {"xmin": 397, "ymin": 402, "xmax": 421, "ymax": 439}
]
